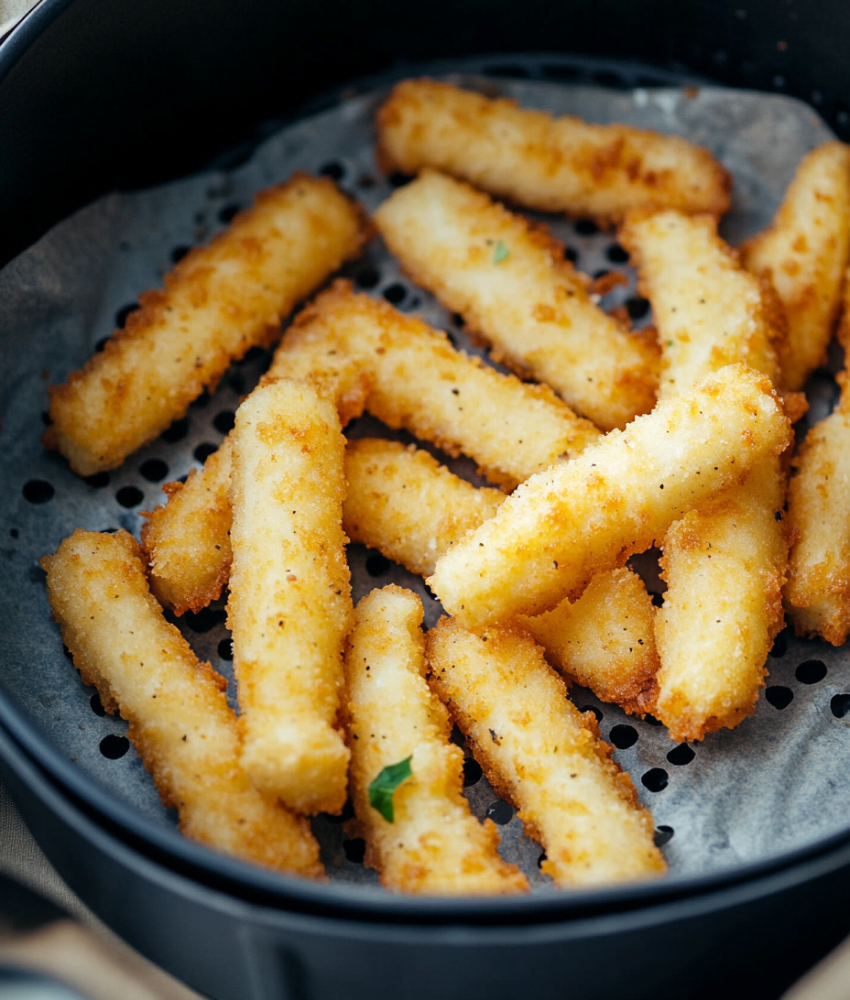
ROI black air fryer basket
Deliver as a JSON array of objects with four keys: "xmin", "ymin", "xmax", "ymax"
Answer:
[{"xmin": 3, "ymin": 3, "xmax": 850, "ymax": 999}]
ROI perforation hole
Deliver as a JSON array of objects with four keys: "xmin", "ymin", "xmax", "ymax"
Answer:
[
  {"xmin": 218, "ymin": 203, "xmax": 241, "ymax": 224},
  {"xmin": 84, "ymin": 472, "xmax": 110, "ymax": 488},
  {"xmin": 564, "ymin": 246, "xmax": 579, "ymax": 264},
  {"xmin": 343, "ymin": 838, "xmax": 366, "ymax": 863},
  {"xmin": 319, "ymin": 161, "xmax": 345, "ymax": 181},
  {"xmin": 666, "ymin": 744, "xmax": 695, "ymax": 766},
  {"xmin": 575, "ymin": 219, "xmax": 600, "ymax": 236},
  {"xmin": 766, "ymin": 686, "xmax": 794, "ymax": 709},
  {"xmin": 642, "ymin": 768, "xmax": 669, "ymax": 792},
  {"xmin": 139, "ymin": 459, "xmax": 168, "ymax": 483},
  {"xmin": 213, "ymin": 411, "xmax": 236, "ymax": 434},
  {"xmin": 217, "ymin": 638, "xmax": 233, "ymax": 661},
  {"xmin": 90, "ymin": 692, "xmax": 106, "ymax": 717},
  {"xmin": 486, "ymin": 800, "xmax": 514, "ymax": 824},
  {"xmin": 366, "ymin": 552, "xmax": 391, "ymax": 577},
  {"xmin": 609, "ymin": 724, "xmax": 638, "ymax": 749},
  {"xmin": 606, "ymin": 243, "xmax": 630, "ymax": 264},
  {"xmin": 796, "ymin": 660, "xmax": 827, "ymax": 685},
  {"xmin": 355, "ymin": 267, "xmax": 381, "ymax": 289},
  {"xmin": 831, "ymin": 694, "xmax": 850, "ymax": 719},
  {"xmin": 626, "ymin": 297, "xmax": 651, "ymax": 320},
  {"xmin": 99, "ymin": 734, "xmax": 129, "ymax": 759},
  {"xmin": 326, "ymin": 799, "xmax": 356, "ymax": 824},
  {"xmin": 770, "ymin": 628, "xmax": 789, "ymax": 658},
  {"xmin": 654, "ymin": 825, "xmax": 675, "ymax": 846},
  {"xmin": 462, "ymin": 757, "xmax": 482, "ymax": 786},
  {"xmin": 171, "ymin": 245, "xmax": 191, "ymax": 264},
  {"xmin": 184, "ymin": 607, "xmax": 227, "ymax": 634},
  {"xmin": 23, "ymin": 481, "xmax": 54, "ymax": 504},
  {"xmin": 115, "ymin": 486, "xmax": 143, "ymax": 508},
  {"xmin": 382, "ymin": 283, "xmax": 406, "ymax": 306},
  {"xmin": 115, "ymin": 303, "xmax": 139, "ymax": 328},
  {"xmin": 579, "ymin": 705, "xmax": 603, "ymax": 722},
  {"xmin": 193, "ymin": 443, "xmax": 218, "ymax": 464},
  {"xmin": 161, "ymin": 417, "xmax": 189, "ymax": 443}
]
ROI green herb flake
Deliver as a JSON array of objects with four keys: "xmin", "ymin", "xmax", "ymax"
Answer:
[
  {"xmin": 492, "ymin": 240, "xmax": 510, "ymax": 264},
  {"xmin": 368, "ymin": 756, "xmax": 413, "ymax": 822},
  {"xmin": 666, "ymin": 339, "xmax": 675, "ymax": 347}
]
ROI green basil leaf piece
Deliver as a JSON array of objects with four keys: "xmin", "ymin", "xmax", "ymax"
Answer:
[
  {"xmin": 368, "ymin": 756, "xmax": 413, "ymax": 823},
  {"xmin": 492, "ymin": 240, "xmax": 510, "ymax": 264}
]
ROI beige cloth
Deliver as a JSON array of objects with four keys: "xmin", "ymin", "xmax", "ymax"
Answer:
[{"xmin": 0, "ymin": 776, "xmax": 202, "ymax": 999}]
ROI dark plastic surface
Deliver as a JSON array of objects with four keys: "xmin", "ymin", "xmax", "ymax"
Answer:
[{"xmin": 3, "ymin": 718, "xmax": 850, "ymax": 1000}]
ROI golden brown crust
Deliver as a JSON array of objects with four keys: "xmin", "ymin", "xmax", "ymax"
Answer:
[
  {"xmin": 376, "ymin": 78, "xmax": 731, "ymax": 223},
  {"xmin": 741, "ymin": 141, "xmax": 850, "ymax": 391},
  {"xmin": 425, "ymin": 618, "xmax": 665, "ymax": 887},
  {"xmin": 344, "ymin": 587, "xmax": 528, "ymax": 895},
  {"xmin": 272, "ymin": 280, "xmax": 601, "ymax": 490},
  {"xmin": 46, "ymin": 173, "xmax": 370, "ymax": 476},
  {"xmin": 41, "ymin": 529, "xmax": 323, "ymax": 877},
  {"xmin": 228, "ymin": 379, "xmax": 352, "ymax": 815},
  {"xmin": 428, "ymin": 364, "xmax": 792, "ymax": 629},
  {"xmin": 374, "ymin": 169, "xmax": 659, "ymax": 430}
]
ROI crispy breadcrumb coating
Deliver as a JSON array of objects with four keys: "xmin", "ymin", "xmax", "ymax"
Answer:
[
  {"xmin": 621, "ymin": 208, "xmax": 790, "ymax": 740},
  {"xmin": 785, "ymin": 377, "xmax": 850, "ymax": 644},
  {"xmin": 271, "ymin": 280, "xmax": 601, "ymax": 490},
  {"xmin": 520, "ymin": 568, "xmax": 659, "ymax": 718},
  {"xmin": 425, "ymin": 618, "xmax": 665, "ymax": 887},
  {"xmin": 46, "ymin": 174, "xmax": 370, "ymax": 475},
  {"xmin": 374, "ymin": 170, "xmax": 659, "ymax": 430},
  {"xmin": 41, "ymin": 529, "xmax": 323, "ymax": 878},
  {"xmin": 344, "ymin": 586, "xmax": 528, "ymax": 894},
  {"xmin": 376, "ymin": 79, "xmax": 731, "ymax": 223},
  {"xmin": 619, "ymin": 208, "xmax": 782, "ymax": 398},
  {"xmin": 742, "ymin": 141, "xmax": 850, "ymax": 391},
  {"xmin": 428, "ymin": 365, "xmax": 792, "ymax": 628},
  {"xmin": 228, "ymin": 379, "xmax": 351, "ymax": 815},
  {"xmin": 343, "ymin": 438, "xmax": 506, "ymax": 577}
]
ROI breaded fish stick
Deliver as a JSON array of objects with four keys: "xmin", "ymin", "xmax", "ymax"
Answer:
[
  {"xmin": 376, "ymin": 78, "xmax": 731, "ymax": 223},
  {"xmin": 272, "ymin": 281, "xmax": 601, "ymax": 490},
  {"xmin": 619, "ymin": 209, "xmax": 781, "ymax": 396},
  {"xmin": 141, "ymin": 355, "xmax": 371, "ymax": 614},
  {"xmin": 785, "ymin": 377, "xmax": 850, "ymax": 645},
  {"xmin": 374, "ymin": 170, "xmax": 659, "ymax": 431},
  {"xmin": 519, "ymin": 568, "xmax": 659, "ymax": 718},
  {"xmin": 142, "ymin": 437, "xmax": 234, "ymax": 614},
  {"xmin": 41, "ymin": 529, "xmax": 323, "ymax": 877},
  {"xmin": 428, "ymin": 365, "xmax": 792, "ymax": 629},
  {"xmin": 343, "ymin": 438, "xmax": 505, "ymax": 577},
  {"xmin": 228, "ymin": 379, "xmax": 351, "ymax": 815},
  {"xmin": 621, "ymin": 208, "xmax": 789, "ymax": 740},
  {"xmin": 425, "ymin": 619, "xmax": 665, "ymax": 887},
  {"xmin": 655, "ymin": 456, "xmax": 787, "ymax": 741},
  {"xmin": 742, "ymin": 141, "xmax": 850, "ymax": 391},
  {"xmin": 46, "ymin": 174, "xmax": 369, "ymax": 475},
  {"xmin": 344, "ymin": 587, "xmax": 528, "ymax": 894}
]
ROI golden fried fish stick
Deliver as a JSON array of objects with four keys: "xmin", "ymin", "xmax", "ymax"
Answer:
[
  {"xmin": 41, "ymin": 529, "xmax": 323, "ymax": 878},
  {"xmin": 272, "ymin": 281, "xmax": 601, "ymax": 490},
  {"xmin": 141, "ymin": 437, "xmax": 234, "ymax": 614},
  {"xmin": 428, "ymin": 365, "xmax": 792, "ymax": 629},
  {"xmin": 654, "ymin": 456, "xmax": 788, "ymax": 741},
  {"xmin": 141, "ymin": 354, "xmax": 370, "ymax": 614},
  {"xmin": 344, "ymin": 587, "xmax": 528, "ymax": 895},
  {"xmin": 619, "ymin": 209, "xmax": 781, "ymax": 397},
  {"xmin": 622, "ymin": 207, "xmax": 790, "ymax": 740},
  {"xmin": 374, "ymin": 171, "xmax": 659, "ymax": 431},
  {"xmin": 343, "ymin": 438, "xmax": 506, "ymax": 577},
  {"xmin": 376, "ymin": 79, "xmax": 731, "ymax": 223},
  {"xmin": 46, "ymin": 174, "xmax": 370, "ymax": 476},
  {"xmin": 425, "ymin": 619, "xmax": 665, "ymax": 887},
  {"xmin": 228, "ymin": 378, "xmax": 351, "ymax": 815},
  {"xmin": 742, "ymin": 141, "xmax": 850, "ymax": 391},
  {"xmin": 520, "ymin": 568, "xmax": 659, "ymax": 718},
  {"xmin": 785, "ymin": 381, "xmax": 850, "ymax": 644}
]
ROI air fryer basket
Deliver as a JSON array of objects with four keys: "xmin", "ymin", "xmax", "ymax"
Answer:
[{"xmin": 4, "ymin": 3, "xmax": 850, "ymax": 999}]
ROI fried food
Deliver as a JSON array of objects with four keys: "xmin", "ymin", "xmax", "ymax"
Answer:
[
  {"xmin": 425, "ymin": 618, "xmax": 665, "ymax": 887},
  {"xmin": 41, "ymin": 529, "xmax": 323, "ymax": 877},
  {"xmin": 785, "ymin": 377, "xmax": 850, "ymax": 644},
  {"xmin": 520, "ymin": 567, "xmax": 659, "ymax": 717},
  {"xmin": 376, "ymin": 79, "xmax": 731, "ymax": 223},
  {"xmin": 619, "ymin": 208, "xmax": 782, "ymax": 396},
  {"xmin": 655, "ymin": 456, "xmax": 787, "ymax": 740},
  {"xmin": 141, "ymin": 437, "xmax": 234, "ymax": 614},
  {"xmin": 141, "ymin": 350, "xmax": 371, "ymax": 615},
  {"xmin": 45, "ymin": 173, "xmax": 370, "ymax": 476},
  {"xmin": 374, "ymin": 170, "xmax": 659, "ymax": 430},
  {"xmin": 343, "ymin": 438, "xmax": 506, "ymax": 577},
  {"xmin": 741, "ymin": 141, "xmax": 850, "ymax": 391},
  {"xmin": 344, "ymin": 586, "xmax": 528, "ymax": 894},
  {"xmin": 428, "ymin": 364, "xmax": 792, "ymax": 629},
  {"xmin": 272, "ymin": 280, "xmax": 601, "ymax": 490},
  {"xmin": 621, "ymin": 207, "xmax": 790, "ymax": 739},
  {"xmin": 228, "ymin": 378, "xmax": 351, "ymax": 815}
]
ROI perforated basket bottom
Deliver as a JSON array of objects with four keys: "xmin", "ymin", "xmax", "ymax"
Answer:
[{"xmin": 0, "ymin": 54, "xmax": 845, "ymax": 892}]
